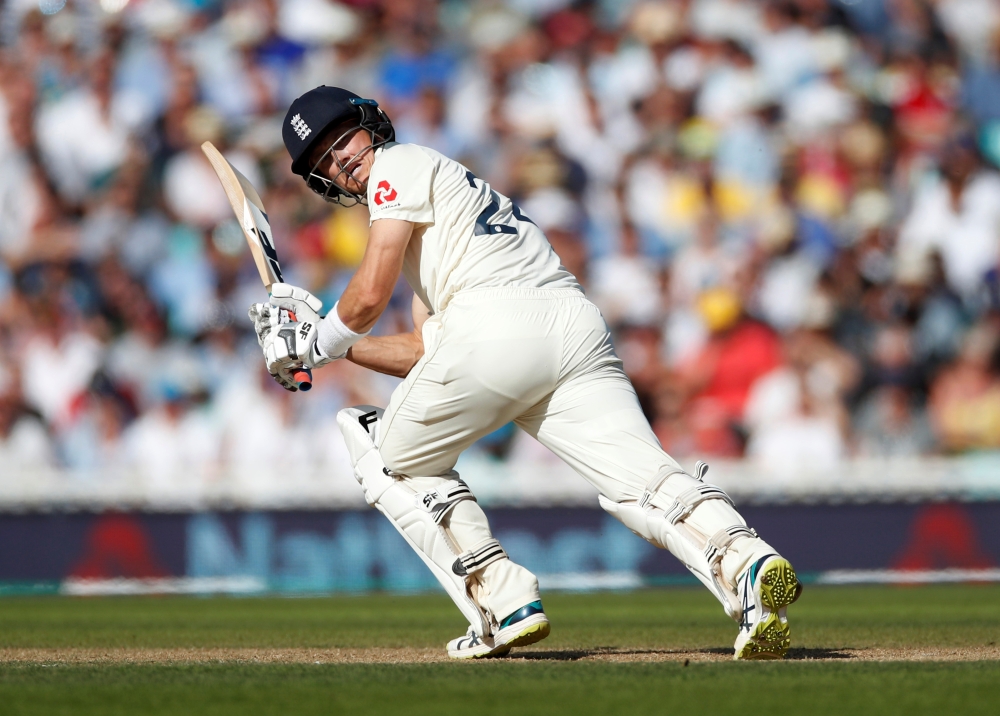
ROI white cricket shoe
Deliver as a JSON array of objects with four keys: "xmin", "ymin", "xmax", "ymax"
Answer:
[
  {"xmin": 446, "ymin": 601, "xmax": 550, "ymax": 659},
  {"xmin": 447, "ymin": 627, "xmax": 510, "ymax": 660},
  {"xmin": 733, "ymin": 554, "xmax": 802, "ymax": 660}
]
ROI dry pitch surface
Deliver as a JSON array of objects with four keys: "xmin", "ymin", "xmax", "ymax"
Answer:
[{"xmin": 2, "ymin": 644, "xmax": 999, "ymax": 664}]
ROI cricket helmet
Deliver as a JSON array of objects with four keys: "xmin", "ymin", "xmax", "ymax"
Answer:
[{"xmin": 282, "ymin": 86, "xmax": 394, "ymax": 206}]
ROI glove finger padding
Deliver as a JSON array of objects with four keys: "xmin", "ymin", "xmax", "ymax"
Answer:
[
  {"xmin": 248, "ymin": 302, "xmax": 281, "ymax": 347},
  {"xmin": 269, "ymin": 364, "xmax": 301, "ymax": 392},
  {"xmin": 269, "ymin": 283, "xmax": 323, "ymax": 324}
]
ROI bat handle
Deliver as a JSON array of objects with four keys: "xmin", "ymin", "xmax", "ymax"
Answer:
[{"xmin": 292, "ymin": 367, "xmax": 313, "ymax": 391}]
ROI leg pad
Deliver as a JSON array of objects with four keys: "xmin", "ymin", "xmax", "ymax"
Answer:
[{"xmin": 599, "ymin": 463, "xmax": 756, "ymax": 620}]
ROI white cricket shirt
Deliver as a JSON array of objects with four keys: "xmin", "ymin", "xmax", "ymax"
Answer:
[{"xmin": 366, "ymin": 142, "xmax": 579, "ymax": 313}]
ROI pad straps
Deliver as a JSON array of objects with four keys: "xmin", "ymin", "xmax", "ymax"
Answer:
[
  {"xmin": 639, "ymin": 463, "xmax": 734, "ymax": 524},
  {"xmin": 665, "ymin": 485, "xmax": 735, "ymax": 524},
  {"xmin": 638, "ymin": 467, "xmax": 689, "ymax": 509},
  {"xmin": 414, "ymin": 479, "xmax": 475, "ymax": 525},
  {"xmin": 452, "ymin": 539, "xmax": 508, "ymax": 577},
  {"xmin": 693, "ymin": 460, "xmax": 709, "ymax": 481},
  {"xmin": 704, "ymin": 525, "xmax": 758, "ymax": 567}
]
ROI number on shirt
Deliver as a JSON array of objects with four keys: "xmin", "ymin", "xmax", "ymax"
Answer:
[{"xmin": 466, "ymin": 171, "xmax": 535, "ymax": 236}]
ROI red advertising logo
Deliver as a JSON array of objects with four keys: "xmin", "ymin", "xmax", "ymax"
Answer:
[
  {"xmin": 893, "ymin": 504, "xmax": 994, "ymax": 570},
  {"xmin": 70, "ymin": 514, "xmax": 168, "ymax": 579},
  {"xmin": 373, "ymin": 180, "xmax": 397, "ymax": 206}
]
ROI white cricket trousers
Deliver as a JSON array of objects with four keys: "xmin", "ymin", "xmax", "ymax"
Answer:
[{"xmin": 377, "ymin": 287, "xmax": 770, "ymax": 621}]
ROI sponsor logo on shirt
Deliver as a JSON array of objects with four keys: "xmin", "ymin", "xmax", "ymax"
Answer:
[{"xmin": 373, "ymin": 180, "xmax": 398, "ymax": 206}]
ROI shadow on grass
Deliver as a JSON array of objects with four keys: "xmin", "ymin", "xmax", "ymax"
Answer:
[{"xmin": 506, "ymin": 646, "xmax": 855, "ymax": 661}]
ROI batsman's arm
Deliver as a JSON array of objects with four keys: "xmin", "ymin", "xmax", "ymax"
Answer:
[
  {"xmin": 314, "ymin": 217, "xmax": 413, "ymax": 363},
  {"xmin": 336, "ymin": 218, "xmax": 413, "ymax": 333},
  {"xmin": 346, "ymin": 294, "xmax": 430, "ymax": 378}
]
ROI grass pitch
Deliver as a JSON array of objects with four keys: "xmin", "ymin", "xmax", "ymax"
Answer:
[{"xmin": 1, "ymin": 585, "xmax": 998, "ymax": 715}]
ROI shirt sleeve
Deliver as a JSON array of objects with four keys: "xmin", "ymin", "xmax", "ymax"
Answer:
[{"xmin": 367, "ymin": 144, "xmax": 435, "ymax": 226}]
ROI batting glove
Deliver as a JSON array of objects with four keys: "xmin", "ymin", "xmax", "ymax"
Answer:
[
  {"xmin": 269, "ymin": 283, "xmax": 323, "ymax": 325},
  {"xmin": 249, "ymin": 283, "xmax": 324, "ymax": 345},
  {"xmin": 264, "ymin": 314, "xmax": 332, "ymax": 372},
  {"xmin": 269, "ymin": 362, "xmax": 304, "ymax": 392},
  {"xmin": 248, "ymin": 284, "xmax": 330, "ymax": 392},
  {"xmin": 264, "ymin": 283, "xmax": 332, "ymax": 371},
  {"xmin": 248, "ymin": 302, "xmax": 277, "ymax": 347},
  {"xmin": 246, "ymin": 304, "xmax": 313, "ymax": 391}
]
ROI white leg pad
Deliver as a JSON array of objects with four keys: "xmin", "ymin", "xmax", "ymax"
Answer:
[
  {"xmin": 599, "ymin": 462, "xmax": 770, "ymax": 621},
  {"xmin": 338, "ymin": 406, "xmax": 506, "ymax": 637}
]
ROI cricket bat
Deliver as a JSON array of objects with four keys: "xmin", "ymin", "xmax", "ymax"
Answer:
[{"xmin": 201, "ymin": 141, "xmax": 312, "ymax": 391}]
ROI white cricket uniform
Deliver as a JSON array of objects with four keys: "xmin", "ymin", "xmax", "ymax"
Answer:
[{"xmin": 361, "ymin": 143, "xmax": 774, "ymax": 624}]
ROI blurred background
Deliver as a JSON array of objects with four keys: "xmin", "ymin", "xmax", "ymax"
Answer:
[{"xmin": 0, "ymin": 0, "xmax": 998, "ymax": 596}]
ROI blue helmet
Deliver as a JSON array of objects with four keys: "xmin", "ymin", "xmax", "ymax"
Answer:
[{"xmin": 282, "ymin": 86, "xmax": 394, "ymax": 206}]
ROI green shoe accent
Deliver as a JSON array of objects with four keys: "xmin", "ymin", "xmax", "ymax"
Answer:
[
  {"xmin": 735, "ymin": 612, "xmax": 791, "ymax": 660},
  {"xmin": 500, "ymin": 600, "xmax": 545, "ymax": 629},
  {"xmin": 759, "ymin": 558, "xmax": 802, "ymax": 611},
  {"xmin": 748, "ymin": 553, "xmax": 774, "ymax": 587},
  {"xmin": 503, "ymin": 620, "xmax": 551, "ymax": 649}
]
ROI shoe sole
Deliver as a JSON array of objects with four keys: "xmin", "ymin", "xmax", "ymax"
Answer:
[
  {"xmin": 496, "ymin": 614, "xmax": 551, "ymax": 650},
  {"xmin": 448, "ymin": 614, "xmax": 552, "ymax": 659},
  {"xmin": 735, "ymin": 558, "xmax": 802, "ymax": 661},
  {"xmin": 447, "ymin": 643, "xmax": 511, "ymax": 660}
]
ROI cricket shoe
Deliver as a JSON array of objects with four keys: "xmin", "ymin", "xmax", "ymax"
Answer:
[
  {"xmin": 447, "ymin": 627, "xmax": 510, "ymax": 660},
  {"xmin": 733, "ymin": 554, "xmax": 802, "ymax": 661},
  {"xmin": 494, "ymin": 600, "xmax": 550, "ymax": 650}
]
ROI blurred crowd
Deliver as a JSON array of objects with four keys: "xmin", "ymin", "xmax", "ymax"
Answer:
[{"xmin": 2, "ymin": 0, "xmax": 1000, "ymax": 486}]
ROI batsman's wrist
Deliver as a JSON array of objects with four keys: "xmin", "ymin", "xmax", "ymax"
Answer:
[{"xmin": 318, "ymin": 301, "xmax": 369, "ymax": 359}]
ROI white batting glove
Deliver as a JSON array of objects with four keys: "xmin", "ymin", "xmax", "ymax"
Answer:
[
  {"xmin": 268, "ymin": 283, "xmax": 323, "ymax": 325},
  {"xmin": 249, "ymin": 284, "xmax": 324, "ymax": 344},
  {"xmin": 249, "ymin": 283, "xmax": 323, "ymax": 347},
  {"xmin": 248, "ymin": 302, "xmax": 277, "ymax": 347},
  {"xmin": 271, "ymin": 284, "xmax": 371, "ymax": 361},
  {"xmin": 263, "ymin": 314, "xmax": 332, "ymax": 373},
  {"xmin": 268, "ymin": 282, "xmax": 371, "ymax": 362},
  {"xmin": 248, "ymin": 284, "xmax": 329, "ymax": 391},
  {"xmin": 269, "ymin": 361, "xmax": 303, "ymax": 392},
  {"xmin": 246, "ymin": 304, "xmax": 310, "ymax": 391},
  {"xmin": 264, "ymin": 283, "xmax": 331, "ymax": 371}
]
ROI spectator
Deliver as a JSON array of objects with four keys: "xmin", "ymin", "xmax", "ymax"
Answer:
[
  {"xmin": 897, "ymin": 135, "xmax": 1000, "ymax": 301},
  {"xmin": 928, "ymin": 321, "xmax": 1000, "ymax": 451},
  {"xmin": 1, "ymin": 0, "xmax": 1000, "ymax": 498},
  {"xmin": 589, "ymin": 222, "xmax": 663, "ymax": 327},
  {"xmin": 0, "ymin": 371, "xmax": 55, "ymax": 472},
  {"xmin": 854, "ymin": 383, "xmax": 936, "ymax": 456},
  {"xmin": 674, "ymin": 287, "xmax": 782, "ymax": 455}
]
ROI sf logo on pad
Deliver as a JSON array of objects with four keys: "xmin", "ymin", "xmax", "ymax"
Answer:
[{"xmin": 373, "ymin": 181, "xmax": 397, "ymax": 206}]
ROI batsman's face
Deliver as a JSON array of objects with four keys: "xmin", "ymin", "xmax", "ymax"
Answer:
[{"xmin": 310, "ymin": 124, "xmax": 374, "ymax": 196}]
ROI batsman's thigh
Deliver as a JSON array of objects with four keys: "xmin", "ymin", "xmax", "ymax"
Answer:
[
  {"xmin": 516, "ymin": 365, "xmax": 679, "ymax": 502},
  {"xmin": 379, "ymin": 335, "xmax": 557, "ymax": 477}
]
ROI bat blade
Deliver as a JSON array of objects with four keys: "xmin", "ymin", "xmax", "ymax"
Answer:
[
  {"xmin": 201, "ymin": 141, "xmax": 283, "ymax": 291},
  {"xmin": 201, "ymin": 140, "xmax": 312, "ymax": 391}
]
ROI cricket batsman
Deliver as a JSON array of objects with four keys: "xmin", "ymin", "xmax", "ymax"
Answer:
[{"xmin": 249, "ymin": 86, "xmax": 802, "ymax": 660}]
